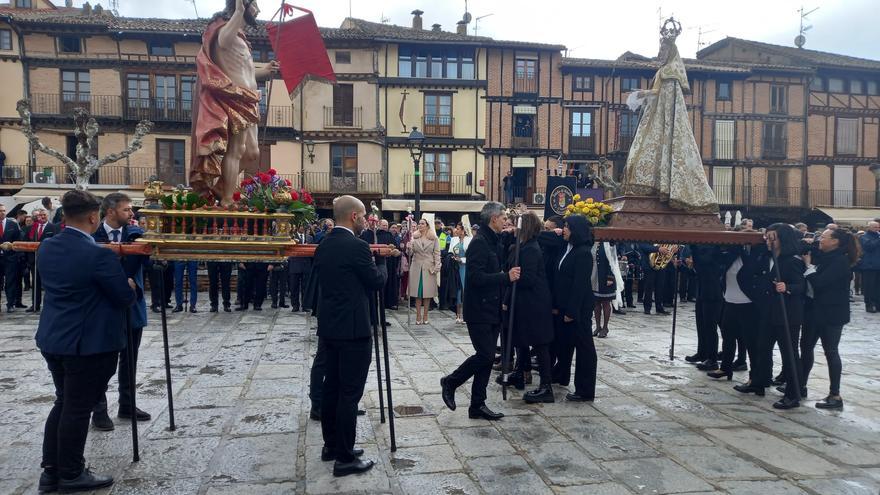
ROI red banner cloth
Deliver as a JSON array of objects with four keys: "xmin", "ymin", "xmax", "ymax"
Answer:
[{"xmin": 266, "ymin": 5, "xmax": 336, "ymax": 97}]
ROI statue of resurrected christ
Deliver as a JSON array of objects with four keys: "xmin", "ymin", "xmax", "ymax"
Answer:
[{"xmin": 190, "ymin": 0, "xmax": 280, "ymax": 204}]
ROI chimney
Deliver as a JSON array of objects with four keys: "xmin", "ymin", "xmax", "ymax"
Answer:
[
  {"xmin": 411, "ymin": 9, "xmax": 424, "ymax": 30},
  {"xmin": 65, "ymin": 0, "xmax": 73, "ymax": 7},
  {"xmin": 456, "ymin": 20, "xmax": 468, "ymax": 35},
  {"xmin": 431, "ymin": 23, "xmax": 441, "ymax": 32},
  {"xmin": 82, "ymin": 2, "xmax": 92, "ymax": 15},
  {"xmin": 94, "ymin": 4, "xmax": 103, "ymax": 14}
]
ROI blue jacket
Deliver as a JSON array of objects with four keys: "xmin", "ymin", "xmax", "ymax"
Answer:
[
  {"xmin": 36, "ymin": 227, "xmax": 137, "ymax": 355},
  {"xmin": 858, "ymin": 231, "xmax": 880, "ymax": 271},
  {"xmin": 93, "ymin": 224, "xmax": 149, "ymax": 328}
]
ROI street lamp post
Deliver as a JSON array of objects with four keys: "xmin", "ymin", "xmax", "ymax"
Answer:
[
  {"xmin": 407, "ymin": 127, "xmax": 425, "ymax": 219},
  {"xmin": 871, "ymin": 163, "xmax": 880, "ymax": 207}
]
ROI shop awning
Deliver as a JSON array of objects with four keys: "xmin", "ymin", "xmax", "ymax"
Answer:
[
  {"xmin": 381, "ymin": 198, "xmax": 486, "ymax": 213},
  {"xmin": 814, "ymin": 206, "xmax": 880, "ymax": 227}
]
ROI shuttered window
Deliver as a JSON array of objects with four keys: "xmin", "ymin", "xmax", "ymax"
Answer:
[
  {"xmin": 833, "ymin": 165, "xmax": 854, "ymax": 207},
  {"xmin": 836, "ymin": 118, "xmax": 858, "ymax": 156},
  {"xmin": 712, "ymin": 166, "xmax": 733, "ymax": 204},
  {"xmin": 714, "ymin": 120, "xmax": 735, "ymax": 160}
]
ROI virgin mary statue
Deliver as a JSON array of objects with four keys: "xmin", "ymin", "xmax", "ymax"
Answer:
[{"xmin": 622, "ymin": 18, "xmax": 718, "ymax": 213}]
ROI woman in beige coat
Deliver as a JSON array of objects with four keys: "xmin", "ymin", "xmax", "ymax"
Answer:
[{"xmin": 407, "ymin": 219, "xmax": 441, "ymax": 324}]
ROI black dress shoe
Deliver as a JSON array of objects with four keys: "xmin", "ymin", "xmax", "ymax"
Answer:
[
  {"xmin": 223, "ymin": 305, "xmax": 232, "ymax": 313},
  {"xmin": 733, "ymin": 383, "xmax": 765, "ymax": 396},
  {"xmin": 612, "ymin": 309, "xmax": 625, "ymax": 315},
  {"xmin": 279, "ymin": 303, "xmax": 289, "ymax": 308},
  {"xmin": 190, "ymin": 307, "xmax": 198, "ymax": 314},
  {"xmin": 210, "ymin": 306, "xmax": 218, "ymax": 313},
  {"xmin": 565, "ymin": 392, "xmax": 593, "ymax": 402},
  {"xmin": 171, "ymin": 306, "xmax": 183, "ymax": 313},
  {"xmin": 332, "ymin": 458, "xmax": 374, "ymax": 477},
  {"xmin": 91, "ymin": 413, "xmax": 114, "ymax": 431},
  {"xmin": 5, "ymin": 307, "xmax": 14, "ymax": 313},
  {"xmin": 235, "ymin": 305, "xmax": 249, "ymax": 311},
  {"xmin": 357, "ymin": 409, "xmax": 366, "ymax": 416},
  {"xmin": 696, "ymin": 360, "xmax": 719, "ymax": 371},
  {"xmin": 26, "ymin": 306, "xmax": 38, "ymax": 313},
  {"xmin": 151, "ymin": 306, "xmax": 161, "ymax": 313},
  {"xmin": 253, "ymin": 306, "xmax": 262, "ymax": 311},
  {"xmin": 732, "ymin": 362, "xmax": 748, "ymax": 372},
  {"xmin": 310, "ymin": 409, "xmax": 321, "ymax": 421},
  {"xmin": 15, "ymin": 303, "xmax": 27, "ymax": 308},
  {"xmin": 771, "ymin": 374, "xmax": 786, "ymax": 386},
  {"xmin": 271, "ymin": 303, "xmax": 278, "ymax": 309},
  {"xmin": 706, "ymin": 369, "xmax": 733, "ymax": 381},
  {"xmin": 440, "ymin": 376, "xmax": 456, "ymax": 411},
  {"xmin": 58, "ymin": 468, "xmax": 113, "ymax": 493},
  {"xmin": 773, "ymin": 397, "xmax": 800, "ymax": 410},
  {"xmin": 38, "ymin": 470, "xmax": 58, "ymax": 493},
  {"xmin": 656, "ymin": 310, "xmax": 670, "ymax": 315},
  {"xmin": 506, "ymin": 373, "xmax": 525, "ymax": 390},
  {"xmin": 775, "ymin": 386, "xmax": 807, "ymax": 399},
  {"xmin": 321, "ymin": 446, "xmax": 364, "ymax": 462},
  {"xmin": 685, "ymin": 354, "xmax": 705, "ymax": 364},
  {"xmin": 643, "ymin": 309, "xmax": 651, "ymax": 315},
  {"xmin": 815, "ymin": 396, "xmax": 843, "ymax": 410},
  {"xmin": 118, "ymin": 407, "xmax": 151, "ymax": 421},
  {"xmin": 468, "ymin": 405, "xmax": 504, "ymax": 420},
  {"xmin": 523, "ymin": 385, "xmax": 555, "ymax": 404}
]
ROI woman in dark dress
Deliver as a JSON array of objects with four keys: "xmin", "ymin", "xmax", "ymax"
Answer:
[
  {"xmin": 504, "ymin": 212, "xmax": 555, "ymax": 403},
  {"xmin": 550, "ymin": 215, "xmax": 597, "ymax": 402},
  {"xmin": 800, "ymin": 228, "xmax": 860, "ymax": 410},
  {"xmin": 592, "ymin": 242, "xmax": 617, "ymax": 338}
]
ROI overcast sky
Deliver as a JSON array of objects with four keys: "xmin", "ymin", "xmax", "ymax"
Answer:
[{"xmin": 99, "ymin": 0, "xmax": 879, "ymax": 61}]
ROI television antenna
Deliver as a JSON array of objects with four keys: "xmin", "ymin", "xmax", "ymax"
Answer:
[
  {"xmin": 380, "ymin": 12, "xmax": 390, "ymax": 24},
  {"xmin": 696, "ymin": 26, "xmax": 717, "ymax": 51},
  {"xmin": 109, "ymin": 0, "xmax": 119, "ymax": 16},
  {"xmin": 795, "ymin": 6, "xmax": 818, "ymax": 48},
  {"xmin": 473, "ymin": 13, "xmax": 493, "ymax": 37}
]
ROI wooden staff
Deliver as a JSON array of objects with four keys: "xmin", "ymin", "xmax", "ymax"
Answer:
[{"xmin": 501, "ymin": 214, "xmax": 522, "ymax": 401}]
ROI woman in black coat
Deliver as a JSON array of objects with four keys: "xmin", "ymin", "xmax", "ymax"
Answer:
[
  {"xmin": 550, "ymin": 214, "xmax": 597, "ymax": 402},
  {"xmin": 800, "ymin": 228, "xmax": 861, "ymax": 410},
  {"xmin": 504, "ymin": 212, "xmax": 555, "ymax": 403}
]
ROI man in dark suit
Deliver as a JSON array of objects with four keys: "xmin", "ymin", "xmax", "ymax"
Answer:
[
  {"xmin": 288, "ymin": 225, "xmax": 313, "ymax": 312},
  {"xmin": 638, "ymin": 243, "xmax": 671, "ymax": 315},
  {"xmin": 0, "ymin": 204, "xmax": 23, "ymax": 312},
  {"xmin": 25, "ymin": 208, "xmax": 59, "ymax": 313},
  {"xmin": 90, "ymin": 192, "xmax": 152, "ymax": 431},
  {"xmin": 312, "ymin": 195, "xmax": 385, "ymax": 477},
  {"xmin": 207, "ymin": 261, "xmax": 233, "ymax": 312},
  {"xmin": 35, "ymin": 189, "xmax": 137, "ymax": 493},
  {"xmin": 440, "ymin": 202, "xmax": 520, "ymax": 420}
]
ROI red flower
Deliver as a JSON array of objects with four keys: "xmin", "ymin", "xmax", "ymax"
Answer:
[
  {"xmin": 267, "ymin": 168, "xmax": 277, "ymax": 176},
  {"xmin": 232, "ymin": 191, "xmax": 242, "ymax": 202},
  {"xmin": 303, "ymin": 192, "xmax": 314, "ymax": 205},
  {"xmin": 285, "ymin": 179, "xmax": 292, "ymax": 187},
  {"xmin": 242, "ymin": 177, "xmax": 254, "ymax": 186},
  {"xmin": 290, "ymin": 190, "xmax": 299, "ymax": 201},
  {"xmin": 258, "ymin": 173, "xmax": 271, "ymax": 184}
]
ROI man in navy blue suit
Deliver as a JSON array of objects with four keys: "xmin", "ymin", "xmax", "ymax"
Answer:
[
  {"xmin": 35, "ymin": 189, "xmax": 138, "ymax": 493},
  {"xmin": 89, "ymin": 192, "xmax": 152, "ymax": 431},
  {"xmin": 0, "ymin": 203, "xmax": 23, "ymax": 312}
]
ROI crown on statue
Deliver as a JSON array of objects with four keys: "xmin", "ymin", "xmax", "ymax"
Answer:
[{"xmin": 660, "ymin": 17, "xmax": 682, "ymax": 42}]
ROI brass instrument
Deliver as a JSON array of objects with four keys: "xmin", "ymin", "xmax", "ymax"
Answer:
[{"xmin": 649, "ymin": 244, "xmax": 679, "ymax": 270}]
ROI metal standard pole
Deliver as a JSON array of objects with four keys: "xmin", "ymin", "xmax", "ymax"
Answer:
[
  {"xmin": 414, "ymin": 157, "xmax": 421, "ymax": 220},
  {"xmin": 377, "ymin": 287, "xmax": 396, "ymax": 452},
  {"xmin": 771, "ymin": 251, "xmax": 803, "ymax": 400},
  {"xmin": 155, "ymin": 263, "xmax": 176, "ymax": 430},
  {"xmin": 121, "ymin": 259, "xmax": 140, "ymax": 462},
  {"xmin": 372, "ymin": 291, "xmax": 386, "ymax": 424},
  {"xmin": 669, "ymin": 251, "xmax": 681, "ymax": 361}
]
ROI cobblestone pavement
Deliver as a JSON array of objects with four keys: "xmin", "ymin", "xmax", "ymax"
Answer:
[{"xmin": 1, "ymin": 294, "xmax": 880, "ymax": 495}]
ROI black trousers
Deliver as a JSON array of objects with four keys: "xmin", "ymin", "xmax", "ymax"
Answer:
[
  {"xmin": 149, "ymin": 263, "xmax": 173, "ymax": 309},
  {"xmin": 269, "ymin": 266, "xmax": 289, "ymax": 306},
  {"xmin": 863, "ymin": 270, "xmax": 880, "ymax": 310},
  {"xmin": 641, "ymin": 269, "xmax": 665, "ymax": 313},
  {"xmin": 207, "ymin": 262, "xmax": 232, "ymax": 309},
  {"xmin": 93, "ymin": 326, "xmax": 143, "ymax": 415},
  {"xmin": 532, "ymin": 344, "xmax": 552, "ymax": 387},
  {"xmin": 288, "ymin": 269, "xmax": 310, "ymax": 310},
  {"xmin": 243, "ymin": 264, "xmax": 269, "ymax": 308},
  {"xmin": 694, "ymin": 299, "xmax": 722, "ymax": 361},
  {"xmin": 551, "ymin": 316, "xmax": 597, "ymax": 399},
  {"xmin": 42, "ymin": 351, "xmax": 118, "ymax": 479},
  {"xmin": 320, "ymin": 336, "xmax": 372, "ymax": 462},
  {"xmin": 33, "ymin": 268, "xmax": 43, "ymax": 310},
  {"xmin": 623, "ymin": 279, "xmax": 634, "ymax": 307},
  {"xmin": 447, "ymin": 323, "xmax": 499, "ymax": 409},
  {"xmin": 719, "ymin": 302, "xmax": 754, "ymax": 371},
  {"xmin": 2, "ymin": 256, "xmax": 21, "ymax": 309},
  {"xmin": 752, "ymin": 321, "xmax": 801, "ymax": 393},
  {"xmin": 801, "ymin": 323, "xmax": 843, "ymax": 396},
  {"xmin": 309, "ymin": 338, "xmax": 327, "ymax": 410}
]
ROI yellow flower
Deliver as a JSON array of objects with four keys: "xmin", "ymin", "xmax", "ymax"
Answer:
[
  {"xmin": 566, "ymin": 204, "xmax": 575, "ymax": 211},
  {"xmin": 573, "ymin": 194, "xmax": 581, "ymax": 201},
  {"xmin": 586, "ymin": 197, "xmax": 594, "ymax": 204},
  {"xmin": 589, "ymin": 216, "xmax": 599, "ymax": 224}
]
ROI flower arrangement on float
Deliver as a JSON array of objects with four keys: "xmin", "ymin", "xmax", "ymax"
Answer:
[
  {"xmin": 234, "ymin": 168, "xmax": 317, "ymax": 227},
  {"xmin": 564, "ymin": 194, "xmax": 613, "ymax": 225}
]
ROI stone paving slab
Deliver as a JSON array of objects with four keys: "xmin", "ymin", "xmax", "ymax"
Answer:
[{"xmin": 1, "ymin": 289, "xmax": 879, "ymax": 494}]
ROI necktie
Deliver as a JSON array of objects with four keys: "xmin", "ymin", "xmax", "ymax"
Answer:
[
  {"xmin": 111, "ymin": 230, "xmax": 120, "ymax": 243},
  {"xmin": 38, "ymin": 224, "xmax": 44, "ymax": 239},
  {"xmin": 0, "ymin": 220, "xmax": 4, "ymax": 239}
]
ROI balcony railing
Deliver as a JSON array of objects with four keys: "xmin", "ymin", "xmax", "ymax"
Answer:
[
  {"xmin": 303, "ymin": 171, "xmax": 382, "ymax": 193},
  {"xmin": 511, "ymin": 131, "xmax": 539, "ymax": 149},
  {"xmin": 514, "ymin": 75, "xmax": 538, "ymax": 95},
  {"xmin": 711, "ymin": 185, "xmax": 880, "ymax": 208},
  {"xmin": 30, "ymin": 93, "xmax": 122, "ymax": 117},
  {"xmin": 762, "ymin": 138, "xmax": 787, "ymax": 159},
  {"xmin": 323, "ymin": 106, "xmax": 363, "ymax": 129},
  {"xmin": 26, "ymin": 165, "xmax": 160, "ymax": 186},
  {"xmin": 25, "ymin": 51, "xmax": 197, "ymax": 64},
  {"xmin": 261, "ymin": 106, "xmax": 294, "ymax": 128},
  {"xmin": 125, "ymin": 98, "xmax": 193, "ymax": 122},
  {"xmin": 423, "ymin": 115, "xmax": 453, "ymax": 137},
  {"xmin": 402, "ymin": 174, "xmax": 471, "ymax": 195},
  {"xmin": 616, "ymin": 135, "xmax": 635, "ymax": 153},
  {"xmin": 1, "ymin": 165, "xmax": 27, "ymax": 185},
  {"xmin": 569, "ymin": 135, "xmax": 594, "ymax": 153}
]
